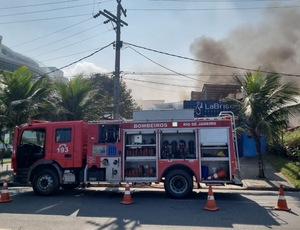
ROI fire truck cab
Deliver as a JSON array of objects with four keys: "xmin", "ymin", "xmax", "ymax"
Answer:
[{"xmin": 11, "ymin": 110, "xmax": 242, "ymax": 198}]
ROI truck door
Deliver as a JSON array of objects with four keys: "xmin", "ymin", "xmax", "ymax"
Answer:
[
  {"xmin": 52, "ymin": 126, "xmax": 75, "ymax": 168},
  {"xmin": 15, "ymin": 128, "xmax": 46, "ymax": 169}
]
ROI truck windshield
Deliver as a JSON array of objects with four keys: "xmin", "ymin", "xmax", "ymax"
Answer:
[{"xmin": 21, "ymin": 129, "xmax": 45, "ymax": 146}]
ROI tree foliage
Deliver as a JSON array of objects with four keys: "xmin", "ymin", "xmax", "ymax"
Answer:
[
  {"xmin": 0, "ymin": 67, "xmax": 140, "ymax": 145},
  {"xmin": 234, "ymin": 70, "xmax": 300, "ymax": 178},
  {"xmin": 90, "ymin": 73, "xmax": 140, "ymax": 119},
  {"xmin": 43, "ymin": 74, "xmax": 101, "ymax": 121},
  {"xmin": 0, "ymin": 66, "xmax": 50, "ymax": 130}
]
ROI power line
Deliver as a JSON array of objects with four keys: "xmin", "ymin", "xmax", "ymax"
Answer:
[
  {"xmin": 0, "ymin": 14, "xmax": 90, "ymax": 24},
  {"xmin": 35, "ymin": 29, "xmax": 114, "ymax": 59},
  {"xmin": 44, "ymin": 42, "xmax": 113, "ymax": 75},
  {"xmin": 122, "ymin": 71, "xmax": 236, "ymax": 77},
  {"xmin": 0, "ymin": 0, "xmax": 81, "ymax": 10},
  {"xmin": 41, "ymin": 48, "xmax": 104, "ymax": 62},
  {"xmin": 123, "ymin": 72, "xmax": 234, "ymax": 85},
  {"xmin": 127, "ymin": 45, "xmax": 201, "ymax": 81},
  {"xmin": 23, "ymin": 22, "xmax": 105, "ymax": 53},
  {"xmin": 149, "ymin": 0, "xmax": 292, "ymax": 1},
  {"xmin": 11, "ymin": 18, "xmax": 93, "ymax": 48},
  {"xmin": 124, "ymin": 79, "xmax": 191, "ymax": 94},
  {"xmin": 124, "ymin": 78, "xmax": 202, "ymax": 89},
  {"xmin": 0, "ymin": 2, "xmax": 96, "ymax": 17},
  {"xmin": 127, "ymin": 5, "xmax": 300, "ymax": 11},
  {"xmin": 124, "ymin": 42, "xmax": 300, "ymax": 77}
]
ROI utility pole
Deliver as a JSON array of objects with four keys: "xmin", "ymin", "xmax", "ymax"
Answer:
[{"xmin": 94, "ymin": 0, "xmax": 127, "ymax": 119}]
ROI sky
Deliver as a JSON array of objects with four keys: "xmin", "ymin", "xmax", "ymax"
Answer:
[{"xmin": 1, "ymin": 0, "xmax": 300, "ymax": 103}]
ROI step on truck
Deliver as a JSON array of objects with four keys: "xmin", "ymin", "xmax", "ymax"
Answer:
[{"xmin": 11, "ymin": 110, "xmax": 242, "ymax": 198}]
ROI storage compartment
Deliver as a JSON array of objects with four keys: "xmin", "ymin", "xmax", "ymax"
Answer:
[
  {"xmin": 126, "ymin": 132, "xmax": 156, "ymax": 146},
  {"xmin": 87, "ymin": 168, "xmax": 105, "ymax": 181},
  {"xmin": 125, "ymin": 132, "xmax": 156, "ymax": 157},
  {"xmin": 124, "ymin": 131, "xmax": 157, "ymax": 181},
  {"xmin": 160, "ymin": 130, "xmax": 196, "ymax": 159},
  {"xmin": 125, "ymin": 161, "xmax": 156, "ymax": 178},
  {"xmin": 201, "ymin": 145, "xmax": 228, "ymax": 158},
  {"xmin": 201, "ymin": 161, "xmax": 230, "ymax": 180},
  {"xmin": 199, "ymin": 127, "xmax": 231, "ymax": 182},
  {"xmin": 126, "ymin": 146, "xmax": 156, "ymax": 157}
]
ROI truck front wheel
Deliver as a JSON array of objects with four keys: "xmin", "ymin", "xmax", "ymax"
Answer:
[
  {"xmin": 32, "ymin": 169, "xmax": 60, "ymax": 196},
  {"xmin": 164, "ymin": 169, "xmax": 193, "ymax": 198}
]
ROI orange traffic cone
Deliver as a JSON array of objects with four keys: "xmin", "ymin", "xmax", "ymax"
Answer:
[
  {"xmin": 274, "ymin": 185, "xmax": 290, "ymax": 211},
  {"xmin": 203, "ymin": 185, "xmax": 219, "ymax": 211},
  {"xmin": 207, "ymin": 169, "xmax": 227, "ymax": 180},
  {"xmin": 120, "ymin": 182, "xmax": 134, "ymax": 205},
  {"xmin": 0, "ymin": 180, "xmax": 12, "ymax": 203}
]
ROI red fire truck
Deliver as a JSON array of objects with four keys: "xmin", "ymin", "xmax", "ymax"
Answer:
[{"xmin": 11, "ymin": 110, "xmax": 242, "ymax": 198}]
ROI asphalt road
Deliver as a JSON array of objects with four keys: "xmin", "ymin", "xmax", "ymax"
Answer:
[{"xmin": 1, "ymin": 187, "xmax": 300, "ymax": 230}]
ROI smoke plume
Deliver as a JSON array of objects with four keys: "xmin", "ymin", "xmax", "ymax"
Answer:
[{"xmin": 190, "ymin": 6, "xmax": 300, "ymax": 85}]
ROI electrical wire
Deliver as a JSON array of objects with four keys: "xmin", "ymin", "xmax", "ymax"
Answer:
[
  {"xmin": 124, "ymin": 78, "xmax": 202, "ymax": 89},
  {"xmin": 124, "ymin": 79, "xmax": 192, "ymax": 94},
  {"xmin": 0, "ymin": 14, "xmax": 90, "ymax": 24},
  {"xmin": 126, "ymin": 45, "xmax": 202, "ymax": 82},
  {"xmin": 0, "ymin": 2, "xmax": 96, "ymax": 17},
  {"xmin": 41, "ymin": 48, "xmax": 104, "ymax": 62},
  {"xmin": 148, "ymin": 0, "xmax": 292, "ymax": 2},
  {"xmin": 128, "ymin": 5, "xmax": 300, "ymax": 11},
  {"xmin": 11, "ymin": 18, "xmax": 93, "ymax": 48},
  {"xmin": 44, "ymin": 42, "xmax": 113, "ymax": 75},
  {"xmin": 0, "ymin": 0, "xmax": 81, "ymax": 10},
  {"xmin": 122, "ymin": 71, "xmax": 238, "ymax": 77},
  {"xmin": 35, "ymin": 29, "xmax": 114, "ymax": 59},
  {"xmin": 23, "ymin": 22, "xmax": 105, "ymax": 53},
  {"xmin": 124, "ymin": 42, "xmax": 300, "ymax": 77}
]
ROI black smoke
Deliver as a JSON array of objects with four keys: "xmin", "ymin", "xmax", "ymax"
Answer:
[{"xmin": 190, "ymin": 5, "xmax": 300, "ymax": 85}]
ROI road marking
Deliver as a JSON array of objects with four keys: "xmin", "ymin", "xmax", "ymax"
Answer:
[{"xmin": 69, "ymin": 209, "xmax": 80, "ymax": 217}]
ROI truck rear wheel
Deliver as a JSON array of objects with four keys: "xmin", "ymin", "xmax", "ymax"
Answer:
[
  {"xmin": 32, "ymin": 169, "xmax": 59, "ymax": 196},
  {"xmin": 164, "ymin": 169, "xmax": 193, "ymax": 198}
]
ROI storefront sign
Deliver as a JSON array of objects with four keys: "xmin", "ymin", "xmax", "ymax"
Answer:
[{"xmin": 183, "ymin": 100, "xmax": 237, "ymax": 117}]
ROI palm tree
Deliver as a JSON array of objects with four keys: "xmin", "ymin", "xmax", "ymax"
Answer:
[
  {"xmin": 47, "ymin": 74, "xmax": 101, "ymax": 121},
  {"xmin": 45, "ymin": 73, "xmax": 140, "ymax": 121},
  {"xmin": 0, "ymin": 66, "xmax": 50, "ymax": 131},
  {"xmin": 234, "ymin": 70, "xmax": 300, "ymax": 178}
]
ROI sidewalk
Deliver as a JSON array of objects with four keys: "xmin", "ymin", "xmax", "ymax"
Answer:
[
  {"xmin": 0, "ymin": 162, "xmax": 13, "ymax": 184},
  {"xmin": 0, "ymin": 158, "xmax": 298, "ymax": 191},
  {"xmin": 238, "ymin": 157, "xmax": 296, "ymax": 191}
]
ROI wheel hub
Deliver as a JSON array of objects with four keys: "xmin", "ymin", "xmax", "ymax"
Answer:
[
  {"xmin": 38, "ymin": 175, "xmax": 53, "ymax": 191},
  {"xmin": 171, "ymin": 176, "xmax": 187, "ymax": 193}
]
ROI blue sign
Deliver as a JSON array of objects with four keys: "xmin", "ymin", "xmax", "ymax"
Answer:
[{"xmin": 183, "ymin": 100, "xmax": 237, "ymax": 117}]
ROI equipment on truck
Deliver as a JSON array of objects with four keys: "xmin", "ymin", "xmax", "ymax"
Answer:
[{"xmin": 11, "ymin": 110, "xmax": 242, "ymax": 198}]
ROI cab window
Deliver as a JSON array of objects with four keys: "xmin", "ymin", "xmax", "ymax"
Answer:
[
  {"xmin": 98, "ymin": 124, "xmax": 119, "ymax": 143},
  {"xmin": 56, "ymin": 128, "xmax": 72, "ymax": 142}
]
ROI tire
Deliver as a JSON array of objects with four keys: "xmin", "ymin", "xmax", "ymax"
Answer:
[
  {"xmin": 32, "ymin": 169, "xmax": 60, "ymax": 196},
  {"xmin": 164, "ymin": 169, "xmax": 193, "ymax": 199}
]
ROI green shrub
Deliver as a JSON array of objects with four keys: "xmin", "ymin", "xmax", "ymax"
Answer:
[
  {"xmin": 266, "ymin": 143, "xmax": 288, "ymax": 157},
  {"xmin": 282, "ymin": 128, "xmax": 300, "ymax": 161},
  {"xmin": 3, "ymin": 149, "xmax": 12, "ymax": 158},
  {"xmin": 1, "ymin": 149, "xmax": 12, "ymax": 159}
]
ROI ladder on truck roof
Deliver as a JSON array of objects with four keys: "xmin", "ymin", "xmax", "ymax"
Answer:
[{"xmin": 218, "ymin": 111, "xmax": 240, "ymax": 172}]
